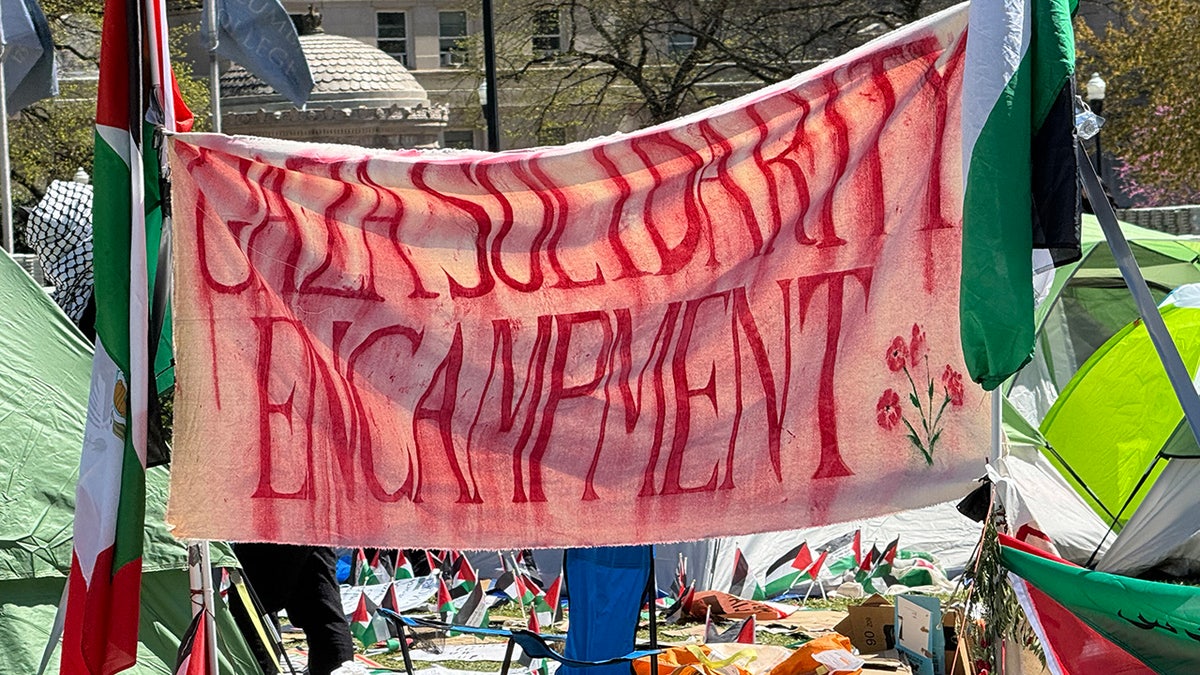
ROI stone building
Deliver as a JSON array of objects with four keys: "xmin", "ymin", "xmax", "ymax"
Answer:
[{"xmin": 216, "ymin": 11, "xmax": 450, "ymax": 148}]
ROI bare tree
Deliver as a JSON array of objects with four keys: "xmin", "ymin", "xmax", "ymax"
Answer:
[{"xmin": 490, "ymin": 0, "xmax": 955, "ymax": 137}]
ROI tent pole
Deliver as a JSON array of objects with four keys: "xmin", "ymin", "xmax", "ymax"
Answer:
[{"xmin": 1077, "ymin": 141, "xmax": 1200, "ymax": 450}]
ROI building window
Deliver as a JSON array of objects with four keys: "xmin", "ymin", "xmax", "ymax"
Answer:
[
  {"xmin": 668, "ymin": 30, "xmax": 697, "ymax": 57},
  {"xmin": 377, "ymin": 12, "xmax": 408, "ymax": 66},
  {"xmin": 439, "ymin": 11, "xmax": 468, "ymax": 67},
  {"xmin": 443, "ymin": 130, "xmax": 475, "ymax": 149},
  {"xmin": 532, "ymin": 10, "xmax": 561, "ymax": 56}
]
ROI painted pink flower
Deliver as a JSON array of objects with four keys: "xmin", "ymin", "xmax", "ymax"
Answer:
[
  {"xmin": 909, "ymin": 324, "xmax": 926, "ymax": 365},
  {"xmin": 886, "ymin": 336, "xmax": 908, "ymax": 372},
  {"xmin": 876, "ymin": 389, "xmax": 901, "ymax": 430},
  {"xmin": 942, "ymin": 365, "xmax": 964, "ymax": 407}
]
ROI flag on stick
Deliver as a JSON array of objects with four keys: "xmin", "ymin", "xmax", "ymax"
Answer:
[
  {"xmin": 350, "ymin": 593, "xmax": 379, "ymax": 647},
  {"xmin": 60, "ymin": 0, "xmax": 191, "ymax": 671},
  {"xmin": 453, "ymin": 582, "xmax": 491, "ymax": 629},
  {"xmin": 804, "ymin": 550, "xmax": 828, "ymax": 582},
  {"xmin": 436, "ymin": 577, "xmax": 455, "ymax": 621},
  {"xmin": 199, "ymin": 0, "xmax": 313, "ymax": 106},
  {"xmin": 355, "ymin": 549, "xmax": 379, "ymax": 586},
  {"xmin": 764, "ymin": 542, "xmax": 814, "ymax": 598},
  {"xmin": 728, "ymin": 547, "xmax": 765, "ymax": 600},
  {"xmin": 533, "ymin": 576, "xmax": 562, "ymax": 627},
  {"xmin": 394, "ymin": 550, "xmax": 414, "ymax": 580},
  {"xmin": 172, "ymin": 611, "xmax": 209, "ymax": 675}
]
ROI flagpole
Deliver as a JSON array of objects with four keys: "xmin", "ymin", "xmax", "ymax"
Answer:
[
  {"xmin": 0, "ymin": 0, "xmax": 13, "ymax": 254},
  {"xmin": 205, "ymin": 0, "xmax": 221, "ymax": 132}
]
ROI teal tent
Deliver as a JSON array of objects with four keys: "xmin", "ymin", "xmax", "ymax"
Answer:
[{"xmin": 0, "ymin": 251, "xmax": 258, "ymax": 673}]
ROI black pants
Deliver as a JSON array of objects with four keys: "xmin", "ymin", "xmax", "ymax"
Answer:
[{"xmin": 234, "ymin": 544, "xmax": 354, "ymax": 675}]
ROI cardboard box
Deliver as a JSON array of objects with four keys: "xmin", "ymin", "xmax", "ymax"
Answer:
[
  {"xmin": 835, "ymin": 594, "xmax": 895, "ymax": 654},
  {"xmin": 833, "ymin": 596, "xmax": 972, "ymax": 675}
]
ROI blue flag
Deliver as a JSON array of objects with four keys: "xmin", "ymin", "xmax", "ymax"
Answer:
[
  {"xmin": 203, "ymin": 0, "xmax": 314, "ymax": 107},
  {"xmin": 3, "ymin": 0, "xmax": 57, "ymax": 111}
]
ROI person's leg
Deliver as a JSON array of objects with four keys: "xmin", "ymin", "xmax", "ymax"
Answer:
[
  {"xmin": 286, "ymin": 547, "xmax": 355, "ymax": 675},
  {"xmin": 233, "ymin": 542, "xmax": 311, "ymax": 614}
]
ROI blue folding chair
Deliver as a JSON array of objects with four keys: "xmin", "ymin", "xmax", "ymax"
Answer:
[
  {"xmin": 560, "ymin": 545, "xmax": 659, "ymax": 675},
  {"xmin": 377, "ymin": 611, "xmax": 661, "ymax": 675}
]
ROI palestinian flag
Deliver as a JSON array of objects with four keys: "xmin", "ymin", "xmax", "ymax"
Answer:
[
  {"xmin": 704, "ymin": 607, "xmax": 756, "ymax": 644},
  {"xmin": 728, "ymin": 547, "xmax": 765, "ymax": 600},
  {"xmin": 450, "ymin": 555, "xmax": 478, "ymax": 599},
  {"xmin": 999, "ymin": 534, "xmax": 1200, "ymax": 672},
  {"xmin": 60, "ymin": 0, "xmax": 192, "ymax": 671},
  {"xmin": 663, "ymin": 582, "xmax": 695, "ymax": 624},
  {"xmin": 852, "ymin": 530, "xmax": 863, "ymax": 566},
  {"xmin": 350, "ymin": 593, "xmax": 380, "ymax": 647},
  {"xmin": 394, "ymin": 550, "xmax": 415, "ymax": 580},
  {"xmin": 764, "ymin": 542, "xmax": 814, "ymax": 598},
  {"xmin": 735, "ymin": 615, "xmax": 756, "ymax": 644},
  {"xmin": 534, "ymin": 576, "xmax": 562, "ymax": 627},
  {"xmin": 453, "ymin": 582, "xmax": 492, "ymax": 629},
  {"xmin": 348, "ymin": 593, "xmax": 375, "ymax": 645},
  {"xmin": 873, "ymin": 538, "xmax": 900, "ymax": 578},
  {"xmin": 513, "ymin": 550, "xmax": 544, "ymax": 588},
  {"xmin": 518, "ymin": 611, "xmax": 550, "ymax": 675},
  {"xmin": 355, "ymin": 549, "xmax": 380, "ymax": 586},
  {"xmin": 425, "ymin": 550, "xmax": 442, "ymax": 575},
  {"xmin": 960, "ymin": 0, "xmax": 1080, "ymax": 388},
  {"xmin": 381, "ymin": 581, "xmax": 403, "ymax": 614},
  {"xmin": 371, "ymin": 550, "xmax": 392, "ymax": 583},
  {"xmin": 494, "ymin": 570, "xmax": 521, "ymax": 603},
  {"xmin": 436, "ymin": 577, "xmax": 456, "ymax": 620},
  {"xmin": 172, "ymin": 611, "xmax": 209, "ymax": 675}
]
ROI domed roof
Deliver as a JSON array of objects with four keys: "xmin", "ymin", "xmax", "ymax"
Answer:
[{"xmin": 220, "ymin": 33, "xmax": 431, "ymax": 113}]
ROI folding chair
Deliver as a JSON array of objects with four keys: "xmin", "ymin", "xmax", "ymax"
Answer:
[{"xmin": 379, "ymin": 606, "xmax": 661, "ymax": 675}]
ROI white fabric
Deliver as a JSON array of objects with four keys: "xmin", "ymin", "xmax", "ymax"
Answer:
[
  {"xmin": 1098, "ymin": 458, "xmax": 1200, "ymax": 576},
  {"xmin": 988, "ymin": 442, "xmax": 1110, "ymax": 564},
  {"xmin": 705, "ymin": 501, "xmax": 980, "ymax": 591}
]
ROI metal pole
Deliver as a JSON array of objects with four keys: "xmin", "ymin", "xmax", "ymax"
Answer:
[
  {"xmin": 199, "ymin": 542, "xmax": 219, "ymax": 675},
  {"xmin": 1089, "ymin": 98, "xmax": 1103, "ymax": 181},
  {"xmin": 0, "ymin": 0, "xmax": 13, "ymax": 254},
  {"xmin": 205, "ymin": 0, "xmax": 221, "ymax": 133},
  {"xmin": 990, "ymin": 389, "xmax": 1002, "ymax": 463},
  {"xmin": 481, "ymin": 0, "xmax": 499, "ymax": 151}
]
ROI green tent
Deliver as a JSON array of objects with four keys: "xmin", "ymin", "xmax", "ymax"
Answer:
[
  {"xmin": 1040, "ymin": 298, "xmax": 1200, "ymax": 527},
  {"xmin": 1007, "ymin": 215, "xmax": 1200, "ymax": 424},
  {"xmin": 0, "ymin": 251, "xmax": 259, "ymax": 673}
]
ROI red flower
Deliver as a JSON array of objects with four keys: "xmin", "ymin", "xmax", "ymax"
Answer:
[
  {"xmin": 909, "ymin": 324, "xmax": 926, "ymax": 365},
  {"xmin": 942, "ymin": 366, "xmax": 964, "ymax": 406},
  {"xmin": 876, "ymin": 389, "xmax": 901, "ymax": 430},
  {"xmin": 886, "ymin": 336, "xmax": 908, "ymax": 372}
]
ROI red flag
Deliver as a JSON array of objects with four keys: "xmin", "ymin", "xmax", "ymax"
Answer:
[
  {"xmin": 804, "ymin": 551, "xmax": 828, "ymax": 581},
  {"xmin": 791, "ymin": 543, "xmax": 814, "ymax": 572},
  {"xmin": 735, "ymin": 615, "xmax": 756, "ymax": 644},
  {"xmin": 859, "ymin": 545, "xmax": 878, "ymax": 573},
  {"xmin": 882, "ymin": 537, "xmax": 900, "ymax": 565},
  {"xmin": 852, "ymin": 530, "xmax": 862, "ymax": 566},
  {"xmin": 528, "ymin": 604, "xmax": 542, "ymax": 633}
]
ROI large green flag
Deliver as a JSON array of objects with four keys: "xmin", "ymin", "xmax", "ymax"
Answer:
[
  {"xmin": 959, "ymin": 0, "xmax": 1080, "ymax": 389},
  {"xmin": 1001, "ymin": 539, "xmax": 1200, "ymax": 673}
]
